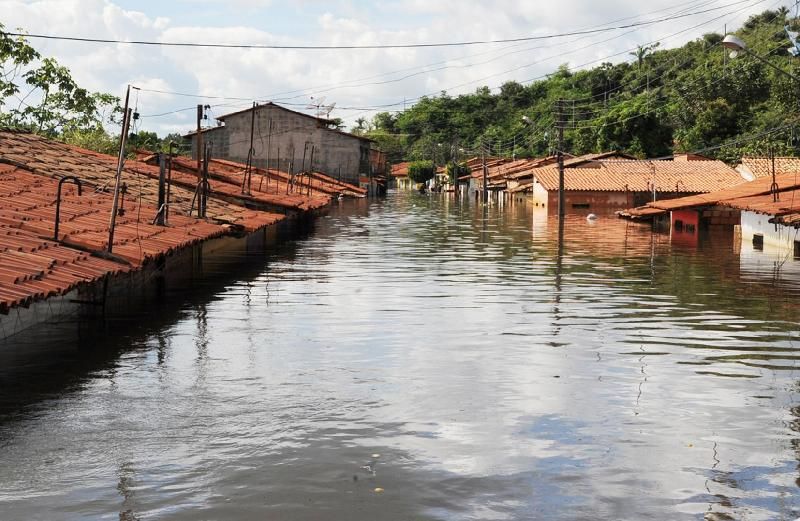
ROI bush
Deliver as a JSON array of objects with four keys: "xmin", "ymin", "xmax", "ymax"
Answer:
[{"xmin": 408, "ymin": 160, "xmax": 435, "ymax": 183}]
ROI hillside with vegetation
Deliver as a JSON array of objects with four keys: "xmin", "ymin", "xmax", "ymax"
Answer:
[{"xmin": 361, "ymin": 8, "xmax": 800, "ymax": 165}]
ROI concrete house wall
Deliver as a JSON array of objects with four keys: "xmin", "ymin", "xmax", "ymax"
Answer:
[
  {"xmin": 190, "ymin": 105, "xmax": 372, "ymax": 184},
  {"xmin": 741, "ymin": 211, "xmax": 800, "ymax": 253}
]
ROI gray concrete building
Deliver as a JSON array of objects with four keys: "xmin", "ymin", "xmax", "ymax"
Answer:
[{"xmin": 186, "ymin": 103, "xmax": 375, "ymax": 184}]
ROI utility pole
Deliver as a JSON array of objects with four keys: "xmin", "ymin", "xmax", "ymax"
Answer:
[
  {"xmin": 156, "ymin": 152, "xmax": 166, "ymax": 226},
  {"xmin": 481, "ymin": 139, "xmax": 488, "ymax": 204},
  {"xmin": 196, "ymin": 104, "xmax": 203, "ymax": 186},
  {"xmin": 243, "ymin": 101, "xmax": 256, "ymax": 195},
  {"xmin": 650, "ymin": 161, "xmax": 657, "ymax": 202},
  {"xmin": 275, "ymin": 145, "xmax": 280, "ymax": 193},
  {"xmin": 308, "ymin": 144, "xmax": 316, "ymax": 196},
  {"xmin": 107, "ymin": 84, "xmax": 132, "ymax": 253},
  {"xmin": 266, "ymin": 118, "xmax": 273, "ymax": 192},
  {"xmin": 555, "ymin": 98, "xmax": 566, "ymax": 221}
]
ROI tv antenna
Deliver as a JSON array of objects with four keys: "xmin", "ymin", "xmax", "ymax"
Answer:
[{"xmin": 308, "ymin": 96, "xmax": 336, "ymax": 118}]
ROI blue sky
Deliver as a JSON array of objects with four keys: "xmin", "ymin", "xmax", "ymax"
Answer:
[{"xmin": 2, "ymin": 0, "xmax": 788, "ymax": 135}]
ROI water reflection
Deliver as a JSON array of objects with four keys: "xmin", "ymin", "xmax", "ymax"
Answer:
[{"xmin": 0, "ymin": 191, "xmax": 799, "ymax": 520}]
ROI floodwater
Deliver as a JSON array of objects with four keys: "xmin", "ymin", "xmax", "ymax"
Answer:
[{"xmin": 1, "ymin": 192, "xmax": 800, "ymax": 520}]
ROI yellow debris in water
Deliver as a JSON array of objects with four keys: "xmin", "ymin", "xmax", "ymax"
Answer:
[
  {"xmin": 372, "ymin": 454, "xmax": 381, "ymax": 458},
  {"xmin": 374, "ymin": 487, "xmax": 384, "ymax": 493},
  {"xmin": 687, "ymin": 443, "xmax": 693, "ymax": 448}
]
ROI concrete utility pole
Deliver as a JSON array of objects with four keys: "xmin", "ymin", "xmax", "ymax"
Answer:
[
  {"xmin": 555, "ymin": 98, "xmax": 566, "ymax": 221},
  {"xmin": 196, "ymin": 104, "xmax": 203, "ymax": 186},
  {"xmin": 107, "ymin": 84, "xmax": 132, "ymax": 253}
]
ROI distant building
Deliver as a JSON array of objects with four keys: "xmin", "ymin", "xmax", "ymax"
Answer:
[
  {"xmin": 390, "ymin": 162, "xmax": 414, "ymax": 190},
  {"xmin": 622, "ymin": 160, "xmax": 800, "ymax": 255},
  {"xmin": 509, "ymin": 153, "xmax": 746, "ymax": 214},
  {"xmin": 736, "ymin": 156, "xmax": 800, "ymax": 181},
  {"xmin": 185, "ymin": 103, "xmax": 381, "ymax": 185}
]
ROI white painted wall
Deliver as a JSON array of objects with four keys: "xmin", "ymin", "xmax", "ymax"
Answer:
[
  {"xmin": 739, "ymin": 211, "xmax": 800, "ymax": 280},
  {"xmin": 740, "ymin": 211, "xmax": 800, "ymax": 252}
]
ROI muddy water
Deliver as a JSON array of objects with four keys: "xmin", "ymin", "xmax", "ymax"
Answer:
[{"xmin": 1, "ymin": 192, "xmax": 799, "ymax": 520}]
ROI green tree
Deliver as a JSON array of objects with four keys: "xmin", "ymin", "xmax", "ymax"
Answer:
[
  {"xmin": 0, "ymin": 25, "xmax": 120, "ymax": 143},
  {"xmin": 407, "ymin": 160, "xmax": 435, "ymax": 183}
]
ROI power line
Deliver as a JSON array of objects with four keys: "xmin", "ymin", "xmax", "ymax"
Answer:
[
  {"xmin": 138, "ymin": 0, "xmax": 766, "ymax": 121},
  {"xmin": 3, "ymin": 0, "xmax": 762, "ymax": 51}
]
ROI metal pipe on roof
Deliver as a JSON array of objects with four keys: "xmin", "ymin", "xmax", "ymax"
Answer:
[{"xmin": 54, "ymin": 176, "xmax": 82, "ymax": 241}]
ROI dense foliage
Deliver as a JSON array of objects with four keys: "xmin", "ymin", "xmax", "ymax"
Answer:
[
  {"xmin": 362, "ymin": 9, "xmax": 800, "ymax": 164},
  {"xmin": 445, "ymin": 161, "xmax": 470, "ymax": 183},
  {"xmin": 407, "ymin": 160, "xmax": 435, "ymax": 183}
]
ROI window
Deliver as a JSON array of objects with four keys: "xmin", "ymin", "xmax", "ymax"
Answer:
[
  {"xmin": 674, "ymin": 220, "xmax": 683, "ymax": 232},
  {"xmin": 794, "ymin": 240, "xmax": 800, "ymax": 259},
  {"xmin": 572, "ymin": 203, "xmax": 590, "ymax": 209},
  {"xmin": 753, "ymin": 234, "xmax": 764, "ymax": 251}
]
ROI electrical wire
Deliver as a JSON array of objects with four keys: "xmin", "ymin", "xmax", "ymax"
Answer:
[
  {"xmin": 138, "ymin": 0, "xmax": 766, "ymax": 121},
  {"xmin": 4, "ymin": 1, "xmax": 758, "ymax": 51}
]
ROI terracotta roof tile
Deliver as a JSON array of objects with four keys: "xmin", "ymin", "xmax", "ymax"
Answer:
[
  {"xmin": 533, "ymin": 159, "xmax": 744, "ymax": 193},
  {"xmin": 739, "ymin": 156, "xmax": 800, "ymax": 179},
  {"xmin": 0, "ymin": 165, "xmax": 231, "ymax": 313},
  {"xmin": 620, "ymin": 169, "xmax": 800, "ymax": 221},
  {"xmin": 0, "ymin": 130, "xmax": 287, "ymax": 231}
]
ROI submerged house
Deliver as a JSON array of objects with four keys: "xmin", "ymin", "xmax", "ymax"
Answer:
[
  {"xmin": 621, "ymin": 165, "xmax": 800, "ymax": 255},
  {"xmin": 509, "ymin": 153, "xmax": 745, "ymax": 214},
  {"xmin": 390, "ymin": 162, "xmax": 413, "ymax": 190},
  {"xmin": 0, "ymin": 130, "xmax": 332, "ymax": 339},
  {"xmin": 186, "ymin": 102, "xmax": 382, "ymax": 185}
]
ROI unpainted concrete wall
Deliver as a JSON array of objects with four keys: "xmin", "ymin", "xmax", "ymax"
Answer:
[{"xmin": 192, "ymin": 106, "xmax": 369, "ymax": 184}]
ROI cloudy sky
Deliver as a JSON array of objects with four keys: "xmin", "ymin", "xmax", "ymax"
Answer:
[{"xmin": 0, "ymin": 0, "xmax": 789, "ymax": 136}]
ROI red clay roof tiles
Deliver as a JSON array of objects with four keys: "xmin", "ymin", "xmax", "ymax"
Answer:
[
  {"xmin": 738, "ymin": 156, "xmax": 800, "ymax": 180},
  {"xmin": 0, "ymin": 164, "xmax": 233, "ymax": 313},
  {"xmin": 532, "ymin": 159, "xmax": 744, "ymax": 193},
  {"xmin": 620, "ymin": 169, "xmax": 800, "ymax": 223},
  {"xmin": 0, "ymin": 130, "xmax": 288, "ymax": 232}
]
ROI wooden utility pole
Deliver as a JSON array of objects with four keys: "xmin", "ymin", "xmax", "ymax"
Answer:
[
  {"xmin": 265, "ymin": 118, "xmax": 273, "ymax": 191},
  {"xmin": 481, "ymin": 140, "xmax": 488, "ymax": 204},
  {"xmin": 556, "ymin": 99, "xmax": 566, "ymax": 221},
  {"xmin": 107, "ymin": 85, "xmax": 132, "ymax": 253},
  {"xmin": 308, "ymin": 144, "xmax": 316, "ymax": 195},
  {"xmin": 243, "ymin": 102, "xmax": 256, "ymax": 194}
]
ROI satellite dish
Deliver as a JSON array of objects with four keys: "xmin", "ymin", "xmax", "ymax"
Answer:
[{"xmin": 323, "ymin": 102, "xmax": 336, "ymax": 117}]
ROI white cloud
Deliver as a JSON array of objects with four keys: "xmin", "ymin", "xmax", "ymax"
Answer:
[{"xmin": 0, "ymin": 0, "xmax": 777, "ymax": 135}]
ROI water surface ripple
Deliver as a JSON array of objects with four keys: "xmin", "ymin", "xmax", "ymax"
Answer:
[{"xmin": 1, "ymin": 193, "xmax": 800, "ymax": 520}]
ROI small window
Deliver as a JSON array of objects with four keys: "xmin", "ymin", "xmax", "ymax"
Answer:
[
  {"xmin": 685, "ymin": 224, "xmax": 696, "ymax": 234},
  {"xmin": 572, "ymin": 203, "xmax": 590, "ymax": 209},
  {"xmin": 674, "ymin": 220, "xmax": 684, "ymax": 232},
  {"xmin": 794, "ymin": 240, "xmax": 800, "ymax": 259},
  {"xmin": 753, "ymin": 234, "xmax": 764, "ymax": 251}
]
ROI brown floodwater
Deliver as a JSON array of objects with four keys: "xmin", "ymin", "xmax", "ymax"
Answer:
[{"xmin": 1, "ymin": 192, "xmax": 799, "ymax": 520}]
